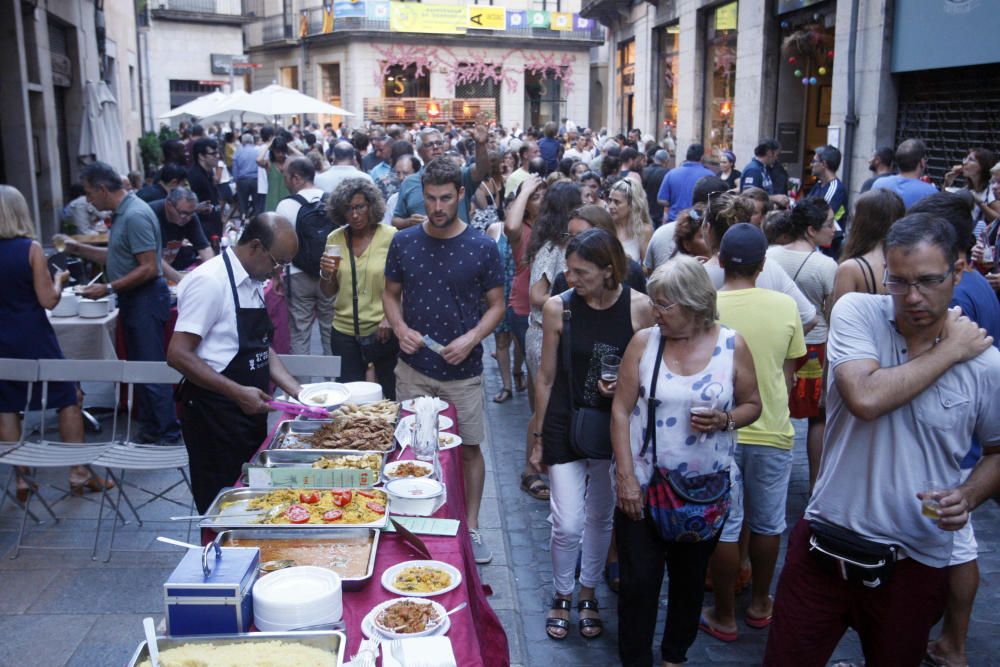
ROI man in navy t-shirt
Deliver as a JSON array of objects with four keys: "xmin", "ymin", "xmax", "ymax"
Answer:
[
  {"xmin": 808, "ymin": 145, "xmax": 848, "ymax": 259},
  {"xmin": 383, "ymin": 157, "xmax": 505, "ymax": 564},
  {"xmin": 656, "ymin": 143, "xmax": 714, "ymax": 222}
]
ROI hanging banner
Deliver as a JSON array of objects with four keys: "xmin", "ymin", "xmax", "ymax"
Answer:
[
  {"xmin": 334, "ymin": 1, "xmax": 365, "ymax": 18},
  {"xmin": 467, "ymin": 6, "xmax": 506, "ymax": 30},
  {"xmin": 322, "ymin": 2, "xmax": 334, "ymax": 33},
  {"xmin": 715, "ymin": 2, "xmax": 738, "ymax": 31},
  {"xmin": 507, "ymin": 10, "xmax": 527, "ymax": 29},
  {"xmin": 366, "ymin": 0, "xmax": 389, "ymax": 21},
  {"xmin": 550, "ymin": 12, "xmax": 573, "ymax": 30},
  {"xmin": 390, "ymin": 2, "xmax": 467, "ymax": 34},
  {"xmin": 526, "ymin": 10, "xmax": 550, "ymax": 29},
  {"xmin": 299, "ymin": 9, "xmax": 309, "ymax": 37},
  {"xmin": 573, "ymin": 14, "xmax": 594, "ymax": 31}
]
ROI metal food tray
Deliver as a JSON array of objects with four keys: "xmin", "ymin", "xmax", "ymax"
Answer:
[
  {"xmin": 267, "ymin": 419, "xmax": 397, "ymax": 454},
  {"xmin": 199, "ymin": 487, "xmax": 390, "ymax": 530},
  {"xmin": 252, "ymin": 447, "xmax": 390, "ymax": 469},
  {"xmin": 215, "ymin": 528, "xmax": 380, "ymax": 590},
  {"xmin": 128, "ymin": 630, "xmax": 346, "ymax": 667}
]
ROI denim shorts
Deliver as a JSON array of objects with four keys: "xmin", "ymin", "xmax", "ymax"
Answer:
[
  {"xmin": 734, "ymin": 443, "xmax": 793, "ymax": 536},
  {"xmin": 720, "ymin": 464, "xmax": 744, "ymax": 543}
]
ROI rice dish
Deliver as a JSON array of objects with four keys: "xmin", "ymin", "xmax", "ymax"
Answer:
[{"xmin": 136, "ymin": 639, "xmax": 335, "ymax": 666}]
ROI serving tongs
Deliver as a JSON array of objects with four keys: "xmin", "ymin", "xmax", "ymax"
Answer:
[{"xmin": 267, "ymin": 399, "xmax": 331, "ymax": 420}]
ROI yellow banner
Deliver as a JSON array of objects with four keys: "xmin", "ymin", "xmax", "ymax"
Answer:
[
  {"xmin": 550, "ymin": 12, "xmax": 573, "ymax": 31},
  {"xmin": 467, "ymin": 6, "xmax": 506, "ymax": 30},
  {"xmin": 390, "ymin": 2, "xmax": 467, "ymax": 35}
]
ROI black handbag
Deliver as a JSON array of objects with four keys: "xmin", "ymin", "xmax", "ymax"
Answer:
[
  {"xmin": 558, "ymin": 290, "xmax": 613, "ymax": 460},
  {"xmin": 347, "ymin": 226, "xmax": 397, "ymax": 364},
  {"xmin": 808, "ymin": 519, "xmax": 901, "ymax": 589}
]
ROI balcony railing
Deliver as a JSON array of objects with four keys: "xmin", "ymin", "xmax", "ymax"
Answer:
[
  {"xmin": 246, "ymin": 8, "xmax": 605, "ymax": 48},
  {"xmin": 364, "ymin": 97, "xmax": 497, "ymax": 125},
  {"xmin": 151, "ymin": 0, "xmax": 242, "ymax": 14}
]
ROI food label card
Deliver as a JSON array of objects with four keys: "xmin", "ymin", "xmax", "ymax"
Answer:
[{"xmin": 384, "ymin": 516, "xmax": 460, "ymax": 536}]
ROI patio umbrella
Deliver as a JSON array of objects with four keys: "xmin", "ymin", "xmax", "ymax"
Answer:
[
  {"xmin": 213, "ymin": 84, "xmax": 354, "ymax": 119},
  {"xmin": 158, "ymin": 91, "xmax": 229, "ymax": 121},
  {"xmin": 79, "ymin": 80, "xmax": 128, "ymax": 174},
  {"xmin": 197, "ymin": 90, "xmax": 272, "ymax": 124}
]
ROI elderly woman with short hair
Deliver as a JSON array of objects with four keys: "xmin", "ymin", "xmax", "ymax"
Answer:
[
  {"xmin": 319, "ymin": 178, "xmax": 399, "ymax": 398},
  {"xmin": 611, "ymin": 256, "xmax": 761, "ymax": 667}
]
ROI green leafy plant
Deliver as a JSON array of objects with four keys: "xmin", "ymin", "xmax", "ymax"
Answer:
[{"xmin": 138, "ymin": 131, "xmax": 163, "ymax": 172}]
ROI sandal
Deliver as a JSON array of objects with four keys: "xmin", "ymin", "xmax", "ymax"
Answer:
[
  {"xmin": 546, "ymin": 597, "xmax": 571, "ymax": 640},
  {"xmin": 493, "ymin": 387, "xmax": 513, "ymax": 403},
  {"xmin": 520, "ymin": 473, "xmax": 550, "ymax": 500},
  {"xmin": 577, "ymin": 598, "xmax": 603, "ymax": 639},
  {"xmin": 514, "ymin": 372, "xmax": 527, "ymax": 392},
  {"xmin": 70, "ymin": 475, "xmax": 115, "ymax": 496}
]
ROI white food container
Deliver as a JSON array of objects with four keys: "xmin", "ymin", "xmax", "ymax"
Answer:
[
  {"xmin": 385, "ymin": 478, "xmax": 445, "ymax": 516},
  {"xmin": 343, "ymin": 381, "xmax": 383, "ymax": 405},
  {"xmin": 78, "ymin": 297, "xmax": 110, "ymax": 318},
  {"xmin": 51, "ymin": 290, "xmax": 79, "ymax": 317},
  {"xmin": 298, "ymin": 382, "xmax": 351, "ymax": 409},
  {"xmin": 252, "ymin": 565, "xmax": 343, "ymax": 632}
]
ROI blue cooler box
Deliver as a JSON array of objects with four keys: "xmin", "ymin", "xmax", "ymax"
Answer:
[{"xmin": 164, "ymin": 542, "xmax": 260, "ymax": 636}]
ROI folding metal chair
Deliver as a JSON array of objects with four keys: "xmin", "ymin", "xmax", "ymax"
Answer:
[
  {"xmin": 92, "ymin": 360, "xmax": 194, "ymax": 561},
  {"xmin": 0, "ymin": 358, "xmax": 54, "ymax": 523},
  {"xmin": 0, "ymin": 359, "xmax": 123, "ymax": 559},
  {"xmin": 277, "ymin": 354, "xmax": 342, "ymax": 384}
]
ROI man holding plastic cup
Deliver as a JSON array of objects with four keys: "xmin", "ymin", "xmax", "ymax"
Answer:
[{"xmin": 765, "ymin": 214, "xmax": 1000, "ymax": 666}]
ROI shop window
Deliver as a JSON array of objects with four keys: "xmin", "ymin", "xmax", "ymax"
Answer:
[
  {"xmin": 280, "ymin": 66, "xmax": 299, "ymax": 90},
  {"xmin": 702, "ymin": 2, "xmax": 738, "ymax": 152},
  {"xmin": 169, "ymin": 79, "xmax": 221, "ymax": 109},
  {"xmin": 616, "ymin": 40, "xmax": 636, "ymax": 132},
  {"xmin": 384, "ymin": 64, "xmax": 430, "ymax": 98},
  {"xmin": 525, "ymin": 69, "xmax": 564, "ymax": 129},
  {"xmin": 656, "ymin": 24, "xmax": 680, "ymax": 140}
]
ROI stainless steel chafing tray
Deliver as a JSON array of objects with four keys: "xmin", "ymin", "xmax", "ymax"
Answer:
[
  {"xmin": 199, "ymin": 487, "xmax": 390, "ymax": 530},
  {"xmin": 128, "ymin": 630, "xmax": 345, "ymax": 667},
  {"xmin": 215, "ymin": 527, "xmax": 380, "ymax": 590},
  {"xmin": 266, "ymin": 419, "xmax": 396, "ymax": 454}
]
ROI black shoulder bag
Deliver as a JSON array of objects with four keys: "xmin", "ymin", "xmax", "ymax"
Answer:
[
  {"xmin": 347, "ymin": 226, "xmax": 397, "ymax": 364},
  {"xmin": 559, "ymin": 290, "xmax": 613, "ymax": 460}
]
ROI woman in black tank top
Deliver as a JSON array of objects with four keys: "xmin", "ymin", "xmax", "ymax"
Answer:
[{"xmin": 533, "ymin": 229, "xmax": 655, "ymax": 641}]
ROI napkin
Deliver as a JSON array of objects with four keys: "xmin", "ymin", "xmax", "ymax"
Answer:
[{"xmin": 398, "ymin": 636, "xmax": 457, "ymax": 667}]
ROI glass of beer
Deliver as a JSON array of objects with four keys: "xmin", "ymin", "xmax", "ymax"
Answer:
[
  {"xmin": 325, "ymin": 243, "xmax": 343, "ymax": 271},
  {"xmin": 921, "ymin": 480, "xmax": 949, "ymax": 520}
]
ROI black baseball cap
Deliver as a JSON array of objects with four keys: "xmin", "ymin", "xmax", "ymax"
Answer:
[{"xmin": 720, "ymin": 223, "xmax": 768, "ymax": 265}]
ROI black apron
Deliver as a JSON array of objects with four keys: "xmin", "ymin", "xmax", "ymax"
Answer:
[{"xmin": 180, "ymin": 251, "xmax": 274, "ymax": 512}]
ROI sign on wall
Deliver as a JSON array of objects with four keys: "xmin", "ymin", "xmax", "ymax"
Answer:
[{"xmin": 389, "ymin": 3, "xmax": 467, "ymax": 34}]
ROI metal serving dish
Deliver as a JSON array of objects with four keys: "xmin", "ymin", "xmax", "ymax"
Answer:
[
  {"xmin": 128, "ymin": 630, "xmax": 345, "ymax": 667},
  {"xmin": 267, "ymin": 419, "xmax": 396, "ymax": 455},
  {"xmin": 253, "ymin": 448, "xmax": 390, "ymax": 469},
  {"xmin": 199, "ymin": 487, "xmax": 390, "ymax": 531},
  {"xmin": 215, "ymin": 528, "xmax": 380, "ymax": 590}
]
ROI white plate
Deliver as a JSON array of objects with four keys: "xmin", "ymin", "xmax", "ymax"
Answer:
[
  {"xmin": 361, "ymin": 598, "xmax": 451, "ymax": 640},
  {"xmin": 383, "ymin": 459, "xmax": 436, "ymax": 481},
  {"xmin": 380, "ymin": 560, "xmax": 462, "ymax": 598},
  {"xmin": 437, "ymin": 432, "xmax": 462, "ymax": 450},
  {"xmin": 397, "ymin": 414, "xmax": 454, "ymax": 433},
  {"xmin": 400, "ymin": 398, "xmax": 448, "ymax": 413},
  {"xmin": 298, "ymin": 382, "xmax": 351, "ymax": 408}
]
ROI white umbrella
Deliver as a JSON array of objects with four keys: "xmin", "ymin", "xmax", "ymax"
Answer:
[
  {"xmin": 159, "ymin": 91, "xmax": 229, "ymax": 121},
  {"xmin": 197, "ymin": 90, "xmax": 272, "ymax": 124},
  {"xmin": 214, "ymin": 84, "xmax": 353, "ymax": 119},
  {"xmin": 79, "ymin": 80, "xmax": 128, "ymax": 174}
]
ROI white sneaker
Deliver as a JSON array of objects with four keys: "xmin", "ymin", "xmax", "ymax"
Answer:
[{"xmin": 469, "ymin": 529, "xmax": 493, "ymax": 564}]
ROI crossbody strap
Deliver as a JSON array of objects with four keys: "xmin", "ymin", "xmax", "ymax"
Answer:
[
  {"xmin": 559, "ymin": 290, "xmax": 574, "ymax": 407},
  {"xmin": 791, "ymin": 249, "xmax": 816, "ymax": 282},
  {"xmin": 638, "ymin": 333, "xmax": 669, "ymax": 460},
  {"xmin": 346, "ymin": 226, "xmax": 361, "ymax": 339}
]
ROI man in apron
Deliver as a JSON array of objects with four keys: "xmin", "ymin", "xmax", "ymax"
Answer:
[{"xmin": 168, "ymin": 213, "xmax": 303, "ymax": 512}]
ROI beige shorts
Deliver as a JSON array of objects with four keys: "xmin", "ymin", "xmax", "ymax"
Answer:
[{"xmin": 395, "ymin": 360, "xmax": 485, "ymax": 446}]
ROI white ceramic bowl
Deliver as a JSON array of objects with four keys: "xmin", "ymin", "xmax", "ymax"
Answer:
[
  {"xmin": 383, "ymin": 459, "xmax": 435, "ymax": 481},
  {"xmin": 252, "ymin": 565, "xmax": 343, "ymax": 629},
  {"xmin": 78, "ymin": 298, "xmax": 109, "ymax": 318},
  {"xmin": 343, "ymin": 381, "xmax": 383, "ymax": 405},
  {"xmin": 298, "ymin": 382, "xmax": 351, "ymax": 409},
  {"xmin": 371, "ymin": 597, "xmax": 448, "ymax": 639},
  {"xmin": 51, "ymin": 292, "xmax": 79, "ymax": 317},
  {"xmin": 385, "ymin": 478, "xmax": 445, "ymax": 516}
]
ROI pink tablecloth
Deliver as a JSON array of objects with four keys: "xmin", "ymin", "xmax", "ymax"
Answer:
[{"xmin": 232, "ymin": 404, "xmax": 510, "ymax": 667}]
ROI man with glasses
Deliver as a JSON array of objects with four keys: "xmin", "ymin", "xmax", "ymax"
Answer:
[
  {"xmin": 168, "ymin": 212, "xmax": 303, "ymax": 512},
  {"xmin": 765, "ymin": 214, "xmax": 1000, "ymax": 666},
  {"xmin": 187, "ymin": 137, "xmax": 224, "ymax": 239},
  {"xmin": 150, "ymin": 187, "xmax": 213, "ymax": 282},
  {"xmin": 391, "ymin": 125, "xmax": 490, "ymax": 230}
]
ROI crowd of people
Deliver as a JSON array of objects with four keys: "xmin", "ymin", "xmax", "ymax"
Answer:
[{"xmin": 3, "ymin": 114, "xmax": 1000, "ymax": 667}]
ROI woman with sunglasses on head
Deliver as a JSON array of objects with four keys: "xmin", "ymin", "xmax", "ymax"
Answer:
[
  {"xmin": 319, "ymin": 178, "xmax": 398, "ymax": 398},
  {"xmin": 536, "ymin": 228, "xmax": 655, "ymax": 642},
  {"xmin": 608, "ymin": 179, "xmax": 655, "ymax": 264},
  {"xmin": 610, "ymin": 256, "xmax": 760, "ymax": 666}
]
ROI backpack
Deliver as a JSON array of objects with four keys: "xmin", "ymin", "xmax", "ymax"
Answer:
[{"xmin": 286, "ymin": 193, "xmax": 332, "ymax": 275}]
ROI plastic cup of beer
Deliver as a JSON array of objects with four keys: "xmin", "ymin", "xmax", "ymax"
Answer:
[
  {"xmin": 921, "ymin": 480, "xmax": 949, "ymax": 520},
  {"xmin": 600, "ymin": 354, "xmax": 622, "ymax": 383},
  {"xmin": 325, "ymin": 243, "xmax": 342, "ymax": 269},
  {"xmin": 53, "ymin": 236, "xmax": 66, "ymax": 253}
]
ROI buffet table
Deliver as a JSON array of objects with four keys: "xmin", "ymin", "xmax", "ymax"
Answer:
[
  {"xmin": 49, "ymin": 309, "xmax": 120, "ymax": 360},
  {"xmin": 228, "ymin": 403, "xmax": 509, "ymax": 667}
]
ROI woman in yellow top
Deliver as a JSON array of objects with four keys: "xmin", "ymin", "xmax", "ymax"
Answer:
[{"xmin": 319, "ymin": 178, "xmax": 399, "ymax": 399}]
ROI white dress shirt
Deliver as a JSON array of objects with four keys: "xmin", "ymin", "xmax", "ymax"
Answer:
[{"xmin": 174, "ymin": 247, "xmax": 266, "ymax": 373}]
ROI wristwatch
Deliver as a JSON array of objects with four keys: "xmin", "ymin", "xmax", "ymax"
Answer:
[
  {"xmin": 105, "ymin": 283, "xmax": 115, "ymax": 296},
  {"xmin": 725, "ymin": 411, "xmax": 736, "ymax": 432}
]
